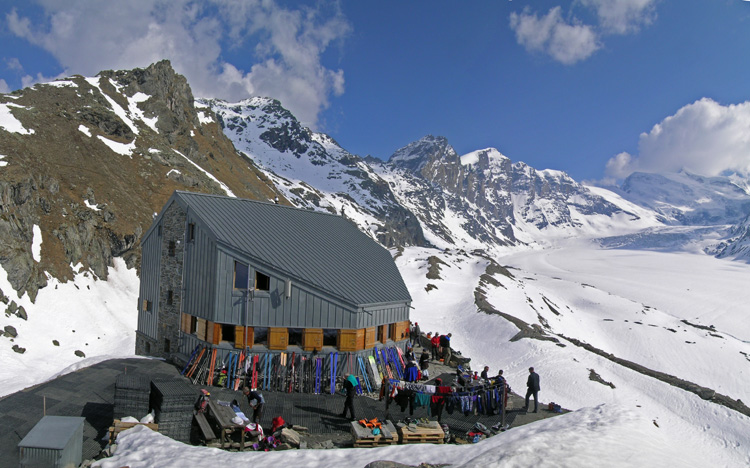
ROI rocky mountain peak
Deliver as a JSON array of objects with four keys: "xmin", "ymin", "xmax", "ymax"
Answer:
[
  {"xmin": 388, "ymin": 135, "xmax": 458, "ymax": 172},
  {"xmin": 0, "ymin": 62, "xmax": 280, "ymax": 301}
]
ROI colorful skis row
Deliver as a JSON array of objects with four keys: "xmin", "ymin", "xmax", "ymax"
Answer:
[{"xmin": 180, "ymin": 344, "xmax": 407, "ymax": 394}]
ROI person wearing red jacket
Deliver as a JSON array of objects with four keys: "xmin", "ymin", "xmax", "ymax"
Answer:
[{"xmin": 430, "ymin": 333, "xmax": 440, "ymax": 361}]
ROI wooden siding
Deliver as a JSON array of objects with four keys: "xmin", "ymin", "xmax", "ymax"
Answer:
[
  {"xmin": 364, "ymin": 327, "xmax": 376, "ymax": 349},
  {"xmin": 137, "ymin": 219, "xmax": 162, "ymax": 339},
  {"xmin": 339, "ymin": 329, "xmax": 366, "ymax": 352},
  {"xmin": 302, "ymin": 329, "xmax": 323, "ymax": 351},
  {"xmin": 269, "ymin": 328, "xmax": 288, "ymax": 350}
]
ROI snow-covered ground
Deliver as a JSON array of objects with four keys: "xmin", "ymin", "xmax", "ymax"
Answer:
[
  {"xmin": 2, "ymin": 239, "xmax": 749, "ymax": 466},
  {"xmin": 0, "ymin": 258, "xmax": 140, "ymax": 397},
  {"xmin": 398, "ymin": 244, "xmax": 750, "ymax": 467},
  {"xmin": 95, "ymin": 404, "xmax": 703, "ymax": 468}
]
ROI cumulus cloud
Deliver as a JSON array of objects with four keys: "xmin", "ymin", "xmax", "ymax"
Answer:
[
  {"xmin": 510, "ymin": 7, "xmax": 600, "ymax": 65},
  {"xmin": 4, "ymin": 0, "xmax": 350, "ymax": 129},
  {"xmin": 0, "ymin": 79, "xmax": 9, "ymax": 94},
  {"xmin": 6, "ymin": 58, "xmax": 23, "ymax": 72},
  {"xmin": 579, "ymin": 0, "xmax": 657, "ymax": 35},
  {"xmin": 605, "ymin": 98, "xmax": 750, "ymax": 179},
  {"xmin": 510, "ymin": 0, "xmax": 657, "ymax": 64}
]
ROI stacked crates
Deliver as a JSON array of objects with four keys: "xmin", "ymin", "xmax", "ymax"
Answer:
[
  {"xmin": 113, "ymin": 374, "xmax": 151, "ymax": 420},
  {"xmin": 150, "ymin": 379, "xmax": 197, "ymax": 443}
]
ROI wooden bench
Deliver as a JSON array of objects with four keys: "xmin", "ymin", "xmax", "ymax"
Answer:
[{"xmin": 194, "ymin": 412, "xmax": 217, "ymax": 442}]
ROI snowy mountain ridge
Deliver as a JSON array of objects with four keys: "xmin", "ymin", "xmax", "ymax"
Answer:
[{"xmin": 2, "ymin": 62, "xmax": 750, "ymax": 467}]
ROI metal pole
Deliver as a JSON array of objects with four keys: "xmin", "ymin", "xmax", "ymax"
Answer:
[{"xmin": 501, "ymin": 383, "xmax": 506, "ymax": 428}]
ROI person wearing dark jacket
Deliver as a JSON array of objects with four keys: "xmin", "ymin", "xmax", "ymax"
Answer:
[
  {"xmin": 340, "ymin": 374, "xmax": 356, "ymax": 419},
  {"xmin": 480, "ymin": 366, "xmax": 490, "ymax": 381},
  {"xmin": 242, "ymin": 387, "xmax": 265, "ymax": 423},
  {"xmin": 439, "ymin": 333, "xmax": 452, "ymax": 364},
  {"xmin": 419, "ymin": 349, "xmax": 430, "ymax": 371},
  {"xmin": 410, "ymin": 322, "xmax": 421, "ymax": 346},
  {"xmin": 524, "ymin": 367, "xmax": 541, "ymax": 413}
]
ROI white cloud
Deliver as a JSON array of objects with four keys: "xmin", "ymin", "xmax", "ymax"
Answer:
[
  {"xmin": 0, "ymin": 79, "xmax": 9, "ymax": 94},
  {"xmin": 578, "ymin": 0, "xmax": 657, "ymax": 35},
  {"xmin": 4, "ymin": 1, "xmax": 350, "ymax": 129},
  {"xmin": 21, "ymin": 71, "xmax": 67, "ymax": 88},
  {"xmin": 510, "ymin": 1, "xmax": 657, "ymax": 64},
  {"xmin": 6, "ymin": 58, "xmax": 23, "ymax": 72},
  {"xmin": 605, "ymin": 98, "xmax": 750, "ymax": 179},
  {"xmin": 510, "ymin": 7, "xmax": 600, "ymax": 65}
]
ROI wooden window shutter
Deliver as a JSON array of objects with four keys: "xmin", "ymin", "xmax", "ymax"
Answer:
[
  {"xmin": 207, "ymin": 321, "xmax": 221, "ymax": 345},
  {"xmin": 235, "ymin": 326, "xmax": 245, "ymax": 349},
  {"xmin": 180, "ymin": 314, "xmax": 190, "ymax": 333}
]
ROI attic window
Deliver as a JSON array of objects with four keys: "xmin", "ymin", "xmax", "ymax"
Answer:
[
  {"xmin": 234, "ymin": 261, "xmax": 249, "ymax": 290},
  {"xmin": 188, "ymin": 223, "xmax": 195, "ymax": 241},
  {"xmin": 255, "ymin": 271, "xmax": 270, "ymax": 291},
  {"xmin": 168, "ymin": 241, "xmax": 176, "ymax": 257}
]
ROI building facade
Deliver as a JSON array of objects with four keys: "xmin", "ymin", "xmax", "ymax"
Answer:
[{"xmin": 135, "ymin": 191, "xmax": 412, "ymax": 360}]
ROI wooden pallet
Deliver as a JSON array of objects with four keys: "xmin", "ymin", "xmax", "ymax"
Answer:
[
  {"xmin": 351, "ymin": 420, "xmax": 398, "ymax": 448},
  {"xmin": 108, "ymin": 419, "xmax": 158, "ymax": 443},
  {"xmin": 397, "ymin": 421, "xmax": 444, "ymax": 444}
]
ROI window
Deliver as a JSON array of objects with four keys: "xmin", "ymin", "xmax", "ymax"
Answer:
[
  {"xmin": 167, "ymin": 290, "xmax": 173, "ymax": 306},
  {"xmin": 377, "ymin": 326, "xmax": 384, "ymax": 343},
  {"xmin": 142, "ymin": 299, "xmax": 152, "ymax": 313},
  {"xmin": 254, "ymin": 327, "xmax": 268, "ymax": 346},
  {"xmin": 323, "ymin": 329, "xmax": 337, "ymax": 347},
  {"xmin": 255, "ymin": 271, "xmax": 270, "ymax": 291},
  {"xmin": 188, "ymin": 223, "xmax": 195, "ymax": 241},
  {"xmin": 164, "ymin": 338, "xmax": 171, "ymax": 353},
  {"xmin": 288, "ymin": 328, "xmax": 303, "ymax": 347},
  {"xmin": 387, "ymin": 323, "xmax": 394, "ymax": 340},
  {"xmin": 190, "ymin": 316, "xmax": 197, "ymax": 334},
  {"xmin": 234, "ymin": 261, "xmax": 249, "ymax": 289},
  {"xmin": 221, "ymin": 324, "xmax": 235, "ymax": 344},
  {"xmin": 168, "ymin": 241, "xmax": 175, "ymax": 257},
  {"xmin": 157, "ymin": 225, "xmax": 162, "ymax": 236}
]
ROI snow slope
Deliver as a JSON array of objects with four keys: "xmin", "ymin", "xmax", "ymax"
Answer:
[
  {"xmin": 398, "ymin": 245, "xmax": 750, "ymax": 467},
  {"xmin": 0, "ymin": 259, "xmax": 140, "ymax": 397},
  {"xmin": 95, "ymin": 404, "xmax": 703, "ymax": 468}
]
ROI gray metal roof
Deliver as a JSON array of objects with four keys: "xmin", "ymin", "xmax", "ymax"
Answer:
[
  {"xmin": 173, "ymin": 191, "xmax": 412, "ymax": 307},
  {"xmin": 18, "ymin": 416, "xmax": 85, "ymax": 449}
]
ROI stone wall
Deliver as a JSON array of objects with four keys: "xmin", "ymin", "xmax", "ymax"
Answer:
[{"xmin": 153, "ymin": 202, "xmax": 186, "ymax": 358}]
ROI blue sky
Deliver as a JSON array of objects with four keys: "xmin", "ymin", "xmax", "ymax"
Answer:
[{"xmin": 2, "ymin": 0, "xmax": 750, "ymax": 182}]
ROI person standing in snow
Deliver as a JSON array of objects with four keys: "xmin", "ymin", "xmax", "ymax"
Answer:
[
  {"xmin": 524, "ymin": 367, "xmax": 540, "ymax": 413},
  {"xmin": 340, "ymin": 374, "xmax": 357, "ymax": 420}
]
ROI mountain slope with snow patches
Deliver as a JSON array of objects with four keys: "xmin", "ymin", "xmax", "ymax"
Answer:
[{"xmin": 3, "ymin": 62, "xmax": 750, "ymax": 466}]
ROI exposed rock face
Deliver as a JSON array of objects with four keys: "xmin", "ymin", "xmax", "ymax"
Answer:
[
  {"xmin": 0, "ymin": 60, "xmax": 282, "ymax": 301},
  {"xmin": 209, "ymin": 98, "xmax": 427, "ymax": 248}
]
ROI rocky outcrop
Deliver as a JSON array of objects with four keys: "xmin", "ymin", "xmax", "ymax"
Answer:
[{"xmin": 0, "ymin": 61, "xmax": 282, "ymax": 301}]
